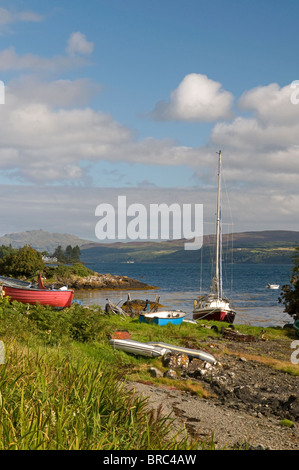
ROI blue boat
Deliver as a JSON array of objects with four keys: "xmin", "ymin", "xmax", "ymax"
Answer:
[{"xmin": 139, "ymin": 310, "xmax": 186, "ymax": 326}]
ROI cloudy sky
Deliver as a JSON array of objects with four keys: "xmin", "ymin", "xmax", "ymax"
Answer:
[{"xmin": 0, "ymin": 0, "xmax": 298, "ymax": 242}]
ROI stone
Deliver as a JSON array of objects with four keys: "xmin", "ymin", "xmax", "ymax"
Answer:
[
  {"xmin": 162, "ymin": 353, "xmax": 189, "ymax": 370},
  {"xmin": 163, "ymin": 369, "xmax": 177, "ymax": 379},
  {"xmin": 148, "ymin": 367, "xmax": 163, "ymax": 378}
]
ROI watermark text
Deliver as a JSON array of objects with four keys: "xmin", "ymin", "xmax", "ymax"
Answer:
[
  {"xmin": 290, "ymin": 340, "xmax": 299, "ymax": 365},
  {"xmin": 95, "ymin": 196, "xmax": 203, "ymax": 250},
  {"xmin": 290, "ymin": 80, "xmax": 299, "ymax": 105}
]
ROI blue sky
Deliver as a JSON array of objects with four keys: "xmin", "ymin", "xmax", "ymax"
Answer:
[{"xmin": 0, "ymin": 0, "xmax": 298, "ymax": 241}]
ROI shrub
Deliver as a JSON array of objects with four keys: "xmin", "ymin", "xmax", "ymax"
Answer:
[
  {"xmin": 279, "ymin": 247, "xmax": 299, "ymax": 320},
  {"xmin": 0, "ymin": 245, "xmax": 44, "ymax": 278}
]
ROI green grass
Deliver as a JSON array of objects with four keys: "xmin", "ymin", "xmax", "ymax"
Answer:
[
  {"xmin": 279, "ymin": 419, "xmax": 294, "ymax": 428},
  {"xmin": 0, "ymin": 343, "xmax": 196, "ymax": 450},
  {"xmin": 0, "ymin": 298, "xmax": 213, "ymax": 450},
  {"xmin": 0, "ymin": 297, "xmax": 296, "ymax": 450}
]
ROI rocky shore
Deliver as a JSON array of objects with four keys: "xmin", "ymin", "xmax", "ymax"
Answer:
[
  {"xmin": 49, "ymin": 273, "xmax": 154, "ymax": 291},
  {"xmin": 128, "ymin": 333, "xmax": 299, "ymax": 450}
]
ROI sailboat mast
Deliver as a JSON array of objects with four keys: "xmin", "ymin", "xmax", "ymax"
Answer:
[{"xmin": 215, "ymin": 150, "xmax": 222, "ymax": 299}]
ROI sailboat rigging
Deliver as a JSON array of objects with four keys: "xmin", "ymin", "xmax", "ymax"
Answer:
[{"xmin": 193, "ymin": 150, "xmax": 236, "ymax": 324}]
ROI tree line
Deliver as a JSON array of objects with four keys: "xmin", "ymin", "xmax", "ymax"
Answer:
[
  {"xmin": 52, "ymin": 245, "xmax": 81, "ymax": 263},
  {"xmin": 0, "ymin": 244, "xmax": 81, "ymax": 278}
]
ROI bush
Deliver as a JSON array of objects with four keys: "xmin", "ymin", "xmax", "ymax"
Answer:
[
  {"xmin": 0, "ymin": 298, "xmax": 103, "ymax": 346},
  {"xmin": 279, "ymin": 247, "xmax": 299, "ymax": 320},
  {"xmin": 0, "ymin": 245, "xmax": 44, "ymax": 278},
  {"xmin": 44, "ymin": 263, "xmax": 95, "ymax": 283}
]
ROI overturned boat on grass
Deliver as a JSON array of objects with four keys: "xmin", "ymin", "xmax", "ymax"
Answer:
[
  {"xmin": 109, "ymin": 338, "xmax": 172, "ymax": 358},
  {"xmin": 109, "ymin": 333, "xmax": 216, "ymax": 364}
]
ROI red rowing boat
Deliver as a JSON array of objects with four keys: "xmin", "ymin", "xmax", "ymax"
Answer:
[{"xmin": 1, "ymin": 275, "xmax": 74, "ymax": 308}]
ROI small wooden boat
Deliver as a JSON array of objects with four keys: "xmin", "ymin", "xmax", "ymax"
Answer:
[
  {"xmin": 139, "ymin": 310, "xmax": 186, "ymax": 326},
  {"xmin": 148, "ymin": 341, "xmax": 217, "ymax": 364},
  {"xmin": 1, "ymin": 275, "xmax": 74, "ymax": 308},
  {"xmin": 109, "ymin": 338, "xmax": 171, "ymax": 357}
]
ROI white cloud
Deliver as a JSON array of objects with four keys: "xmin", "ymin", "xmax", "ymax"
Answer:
[
  {"xmin": 238, "ymin": 82, "xmax": 299, "ymax": 126},
  {"xmin": 205, "ymin": 81, "xmax": 299, "ymax": 196},
  {"xmin": 151, "ymin": 73, "xmax": 234, "ymax": 122},
  {"xmin": 8, "ymin": 76, "xmax": 101, "ymax": 108},
  {"xmin": 0, "ymin": 7, "xmax": 43, "ymax": 35},
  {"xmin": 66, "ymin": 32, "xmax": 94, "ymax": 56},
  {"xmin": 0, "ymin": 7, "xmax": 43, "ymax": 26},
  {"xmin": 0, "ymin": 46, "xmax": 89, "ymax": 72},
  {"xmin": 0, "ymin": 82, "xmax": 199, "ymax": 183},
  {"xmin": 0, "ymin": 24, "xmax": 298, "ymax": 235},
  {"xmin": 15, "ymin": 11, "xmax": 44, "ymax": 23},
  {"xmin": 0, "ymin": 32, "xmax": 94, "ymax": 73}
]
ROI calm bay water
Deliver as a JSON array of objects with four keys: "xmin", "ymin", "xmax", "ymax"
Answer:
[{"xmin": 74, "ymin": 262, "xmax": 293, "ymax": 327}]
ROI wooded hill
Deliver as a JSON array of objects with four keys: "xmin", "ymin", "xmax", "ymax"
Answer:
[
  {"xmin": 0, "ymin": 229, "xmax": 298, "ymax": 264},
  {"xmin": 80, "ymin": 230, "xmax": 299, "ymax": 264}
]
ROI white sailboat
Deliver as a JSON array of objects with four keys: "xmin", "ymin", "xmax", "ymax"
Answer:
[{"xmin": 193, "ymin": 150, "xmax": 236, "ymax": 323}]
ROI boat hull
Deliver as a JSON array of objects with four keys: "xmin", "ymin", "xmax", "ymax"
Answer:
[
  {"xmin": 193, "ymin": 308, "xmax": 236, "ymax": 323},
  {"xmin": 139, "ymin": 310, "xmax": 186, "ymax": 326},
  {"xmin": 109, "ymin": 338, "xmax": 171, "ymax": 357},
  {"xmin": 266, "ymin": 284, "xmax": 280, "ymax": 290},
  {"xmin": 193, "ymin": 295, "xmax": 236, "ymax": 323},
  {"xmin": 148, "ymin": 341, "xmax": 216, "ymax": 364},
  {"xmin": 2, "ymin": 285, "xmax": 74, "ymax": 308}
]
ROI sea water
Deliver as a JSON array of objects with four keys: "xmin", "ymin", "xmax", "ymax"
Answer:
[{"xmin": 74, "ymin": 262, "xmax": 293, "ymax": 327}]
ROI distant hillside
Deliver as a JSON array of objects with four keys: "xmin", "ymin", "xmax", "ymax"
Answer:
[
  {"xmin": 80, "ymin": 230, "xmax": 299, "ymax": 265},
  {"xmin": 0, "ymin": 229, "xmax": 298, "ymax": 264},
  {"xmin": 0, "ymin": 230, "xmax": 90, "ymax": 253}
]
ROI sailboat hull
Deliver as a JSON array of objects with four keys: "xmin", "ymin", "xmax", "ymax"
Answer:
[
  {"xmin": 193, "ymin": 295, "xmax": 236, "ymax": 323},
  {"xmin": 193, "ymin": 308, "xmax": 235, "ymax": 323}
]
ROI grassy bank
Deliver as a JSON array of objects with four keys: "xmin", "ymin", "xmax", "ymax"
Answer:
[
  {"xmin": 1, "ymin": 343, "xmax": 195, "ymax": 450},
  {"xmin": 0, "ymin": 298, "xmax": 202, "ymax": 450},
  {"xmin": 0, "ymin": 297, "xmax": 298, "ymax": 450}
]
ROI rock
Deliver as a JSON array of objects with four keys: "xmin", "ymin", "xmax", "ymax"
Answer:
[
  {"xmin": 149, "ymin": 367, "xmax": 163, "ymax": 378},
  {"xmin": 52, "ymin": 272, "xmax": 154, "ymax": 290},
  {"xmin": 162, "ymin": 353, "xmax": 189, "ymax": 371},
  {"xmin": 283, "ymin": 394, "xmax": 299, "ymax": 421},
  {"xmin": 163, "ymin": 369, "xmax": 177, "ymax": 379}
]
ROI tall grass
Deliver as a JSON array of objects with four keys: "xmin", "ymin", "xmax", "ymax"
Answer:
[
  {"xmin": 0, "ymin": 343, "xmax": 198, "ymax": 450},
  {"xmin": 0, "ymin": 297, "xmax": 205, "ymax": 450},
  {"xmin": 0, "ymin": 296, "xmax": 292, "ymax": 450}
]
